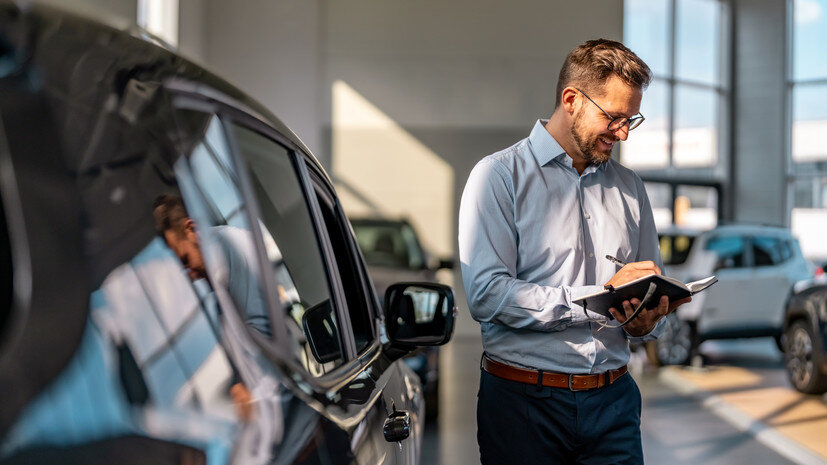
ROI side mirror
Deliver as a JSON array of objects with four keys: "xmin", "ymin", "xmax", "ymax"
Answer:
[
  {"xmin": 385, "ymin": 282, "xmax": 455, "ymax": 346},
  {"xmin": 302, "ymin": 300, "xmax": 342, "ymax": 363}
]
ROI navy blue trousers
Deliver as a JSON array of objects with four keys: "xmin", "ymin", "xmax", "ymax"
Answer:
[{"xmin": 477, "ymin": 369, "xmax": 643, "ymax": 465}]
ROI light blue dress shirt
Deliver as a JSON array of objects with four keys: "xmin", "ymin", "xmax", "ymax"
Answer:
[{"xmin": 458, "ymin": 120, "xmax": 664, "ymax": 374}]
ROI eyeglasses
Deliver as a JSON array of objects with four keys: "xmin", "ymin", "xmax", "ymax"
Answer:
[{"xmin": 575, "ymin": 87, "xmax": 645, "ymax": 132}]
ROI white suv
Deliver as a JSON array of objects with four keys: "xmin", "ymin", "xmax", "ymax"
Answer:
[{"xmin": 648, "ymin": 224, "xmax": 813, "ymax": 365}]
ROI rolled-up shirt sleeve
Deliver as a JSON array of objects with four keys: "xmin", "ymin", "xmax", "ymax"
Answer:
[{"xmin": 458, "ymin": 158, "xmax": 604, "ymax": 332}]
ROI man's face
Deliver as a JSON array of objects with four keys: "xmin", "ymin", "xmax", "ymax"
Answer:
[
  {"xmin": 569, "ymin": 74, "xmax": 643, "ymax": 166},
  {"xmin": 164, "ymin": 223, "xmax": 206, "ymax": 281}
]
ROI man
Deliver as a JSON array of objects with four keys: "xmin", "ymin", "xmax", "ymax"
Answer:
[{"xmin": 458, "ymin": 39, "xmax": 690, "ymax": 464}]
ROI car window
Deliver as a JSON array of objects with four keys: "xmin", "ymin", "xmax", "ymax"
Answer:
[
  {"xmin": 752, "ymin": 236, "xmax": 791, "ymax": 267},
  {"xmin": 310, "ymin": 176, "xmax": 374, "ymax": 354},
  {"xmin": 659, "ymin": 234, "xmax": 696, "ymax": 266},
  {"xmin": 352, "ymin": 221, "xmax": 425, "ymax": 270},
  {"xmin": 228, "ymin": 123, "xmax": 348, "ymax": 374},
  {"xmin": 704, "ymin": 235, "xmax": 747, "ymax": 269}
]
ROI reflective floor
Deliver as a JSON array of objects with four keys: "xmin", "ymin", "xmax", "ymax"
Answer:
[{"xmin": 422, "ymin": 317, "xmax": 819, "ymax": 465}]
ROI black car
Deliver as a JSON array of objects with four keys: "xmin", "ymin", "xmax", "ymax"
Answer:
[
  {"xmin": 0, "ymin": 3, "xmax": 454, "ymax": 464},
  {"xmin": 783, "ymin": 279, "xmax": 827, "ymax": 394}
]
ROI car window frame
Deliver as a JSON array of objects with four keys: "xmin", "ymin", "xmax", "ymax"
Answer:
[
  {"xmin": 217, "ymin": 111, "xmax": 387, "ymax": 381},
  {"xmin": 165, "ymin": 89, "xmax": 382, "ymax": 388},
  {"xmin": 748, "ymin": 234, "xmax": 793, "ymax": 268},
  {"xmin": 303, "ymin": 163, "xmax": 379, "ymax": 352}
]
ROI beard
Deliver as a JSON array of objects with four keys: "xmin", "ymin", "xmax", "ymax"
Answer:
[{"xmin": 570, "ymin": 108, "xmax": 616, "ymax": 166}]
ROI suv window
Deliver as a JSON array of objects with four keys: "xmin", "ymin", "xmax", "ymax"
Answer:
[
  {"xmin": 658, "ymin": 234, "xmax": 696, "ymax": 266},
  {"xmin": 752, "ymin": 236, "xmax": 791, "ymax": 267},
  {"xmin": 352, "ymin": 221, "xmax": 425, "ymax": 270},
  {"xmin": 704, "ymin": 235, "xmax": 747, "ymax": 269},
  {"xmin": 230, "ymin": 124, "xmax": 347, "ymax": 374}
]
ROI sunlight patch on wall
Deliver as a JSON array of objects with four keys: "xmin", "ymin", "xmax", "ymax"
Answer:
[{"xmin": 332, "ymin": 80, "xmax": 454, "ymax": 258}]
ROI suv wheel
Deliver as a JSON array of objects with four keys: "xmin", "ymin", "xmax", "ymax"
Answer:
[
  {"xmin": 784, "ymin": 320, "xmax": 827, "ymax": 394},
  {"xmin": 646, "ymin": 313, "xmax": 695, "ymax": 366}
]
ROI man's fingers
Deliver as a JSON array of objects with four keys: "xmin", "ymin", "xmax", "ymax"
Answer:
[
  {"xmin": 625, "ymin": 261, "xmax": 661, "ymax": 274},
  {"xmin": 610, "ymin": 301, "xmax": 633, "ymax": 322}
]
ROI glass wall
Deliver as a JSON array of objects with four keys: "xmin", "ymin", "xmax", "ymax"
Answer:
[
  {"xmin": 789, "ymin": 0, "xmax": 827, "ymax": 262},
  {"xmin": 623, "ymin": 0, "xmax": 726, "ymax": 229}
]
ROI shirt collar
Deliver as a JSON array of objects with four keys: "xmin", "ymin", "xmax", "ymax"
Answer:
[
  {"xmin": 528, "ymin": 119, "xmax": 566, "ymax": 166},
  {"xmin": 528, "ymin": 119, "xmax": 608, "ymax": 174}
]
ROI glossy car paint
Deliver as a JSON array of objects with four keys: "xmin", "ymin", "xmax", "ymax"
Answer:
[{"xmin": 0, "ymin": 3, "xmax": 446, "ymax": 464}]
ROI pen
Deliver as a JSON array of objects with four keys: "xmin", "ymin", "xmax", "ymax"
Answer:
[{"xmin": 605, "ymin": 255, "xmax": 627, "ymax": 267}]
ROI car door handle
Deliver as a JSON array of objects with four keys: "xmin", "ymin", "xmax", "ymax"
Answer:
[{"xmin": 383, "ymin": 409, "xmax": 411, "ymax": 442}]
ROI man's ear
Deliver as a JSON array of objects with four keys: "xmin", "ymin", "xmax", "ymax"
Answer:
[
  {"xmin": 560, "ymin": 86, "xmax": 579, "ymax": 115},
  {"xmin": 184, "ymin": 219, "xmax": 198, "ymax": 241}
]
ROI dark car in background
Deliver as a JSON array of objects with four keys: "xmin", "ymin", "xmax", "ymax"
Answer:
[
  {"xmin": 783, "ymin": 279, "xmax": 827, "ymax": 394},
  {"xmin": 350, "ymin": 218, "xmax": 454, "ymax": 298},
  {"xmin": 0, "ymin": 3, "xmax": 454, "ymax": 464},
  {"xmin": 350, "ymin": 218, "xmax": 454, "ymax": 419}
]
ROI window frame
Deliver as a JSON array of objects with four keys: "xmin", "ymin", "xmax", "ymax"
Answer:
[
  {"xmin": 166, "ymin": 89, "xmax": 381, "ymax": 388},
  {"xmin": 623, "ymin": 0, "xmax": 732, "ymax": 223},
  {"xmin": 785, "ymin": 0, "xmax": 827, "ymax": 226}
]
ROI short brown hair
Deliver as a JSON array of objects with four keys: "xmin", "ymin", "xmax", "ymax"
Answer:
[
  {"xmin": 153, "ymin": 194, "xmax": 189, "ymax": 238},
  {"xmin": 555, "ymin": 39, "xmax": 652, "ymax": 108}
]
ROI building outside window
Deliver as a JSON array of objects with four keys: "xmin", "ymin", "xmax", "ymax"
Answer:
[
  {"xmin": 623, "ymin": 0, "xmax": 727, "ymax": 231},
  {"xmin": 788, "ymin": 0, "xmax": 827, "ymax": 262}
]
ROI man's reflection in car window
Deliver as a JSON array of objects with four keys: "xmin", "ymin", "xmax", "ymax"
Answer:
[{"xmin": 153, "ymin": 194, "xmax": 271, "ymax": 338}]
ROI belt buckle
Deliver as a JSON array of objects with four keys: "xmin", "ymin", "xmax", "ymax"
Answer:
[{"xmin": 568, "ymin": 374, "xmax": 576, "ymax": 391}]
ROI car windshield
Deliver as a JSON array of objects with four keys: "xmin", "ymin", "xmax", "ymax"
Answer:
[
  {"xmin": 352, "ymin": 221, "xmax": 425, "ymax": 270},
  {"xmin": 659, "ymin": 234, "xmax": 696, "ymax": 265}
]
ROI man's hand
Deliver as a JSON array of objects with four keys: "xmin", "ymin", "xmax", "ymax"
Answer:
[
  {"xmin": 604, "ymin": 261, "xmax": 662, "ymax": 289},
  {"xmin": 609, "ymin": 295, "xmax": 692, "ymax": 337}
]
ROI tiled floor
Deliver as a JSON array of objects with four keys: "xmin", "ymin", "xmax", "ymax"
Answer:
[{"xmin": 422, "ymin": 324, "xmax": 812, "ymax": 465}]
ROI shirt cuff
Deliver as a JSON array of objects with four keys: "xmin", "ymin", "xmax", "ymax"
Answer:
[{"xmin": 568, "ymin": 285, "xmax": 609, "ymax": 323}]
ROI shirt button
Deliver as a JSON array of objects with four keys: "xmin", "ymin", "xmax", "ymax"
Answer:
[
  {"xmin": 588, "ymin": 252, "xmax": 594, "ymax": 258},
  {"xmin": 584, "ymin": 213, "xmax": 591, "ymax": 219}
]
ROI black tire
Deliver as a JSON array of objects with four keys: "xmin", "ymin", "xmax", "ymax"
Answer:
[
  {"xmin": 784, "ymin": 320, "xmax": 827, "ymax": 394},
  {"xmin": 645, "ymin": 313, "xmax": 695, "ymax": 366}
]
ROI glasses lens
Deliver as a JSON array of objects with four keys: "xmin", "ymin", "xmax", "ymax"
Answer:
[
  {"xmin": 628, "ymin": 117, "xmax": 644, "ymax": 131},
  {"xmin": 608, "ymin": 118, "xmax": 629, "ymax": 132}
]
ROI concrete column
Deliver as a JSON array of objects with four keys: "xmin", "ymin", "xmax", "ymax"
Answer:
[{"xmin": 732, "ymin": 0, "xmax": 788, "ymax": 225}]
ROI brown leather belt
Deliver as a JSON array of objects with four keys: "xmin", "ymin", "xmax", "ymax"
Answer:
[{"xmin": 482, "ymin": 355, "xmax": 628, "ymax": 391}]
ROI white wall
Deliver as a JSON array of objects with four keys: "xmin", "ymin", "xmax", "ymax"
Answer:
[{"xmin": 184, "ymin": 0, "xmax": 323, "ymax": 159}]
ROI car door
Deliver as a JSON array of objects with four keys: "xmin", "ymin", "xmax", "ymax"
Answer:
[
  {"xmin": 301, "ymin": 156, "xmax": 421, "ymax": 465},
  {"xmin": 222, "ymin": 114, "xmax": 420, "ymax": 464},
  {"xmin": 164, "ymin": 106, "xmax": 344, "ymax": 464},
  {"xmin": 696, "ymin": 233, "xmax": 757, "ymax": 335},
  {"xmin": 748, "ymin": 235, "xmax": 799, "ymax": 330}
]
